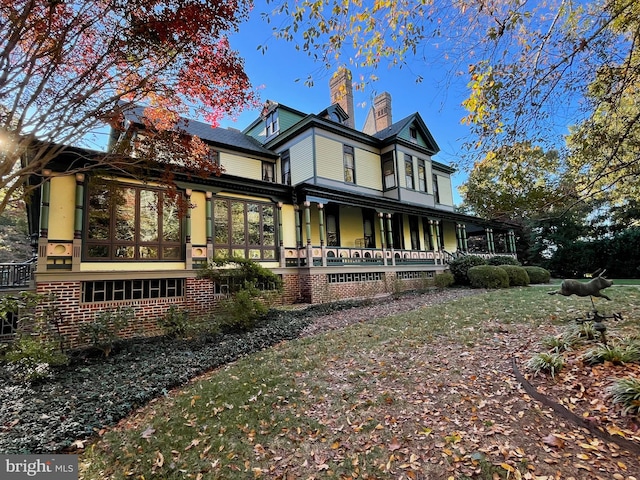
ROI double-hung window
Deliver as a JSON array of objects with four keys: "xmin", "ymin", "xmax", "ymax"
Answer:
[
  {"xmin": 265, "ymin": 111, "xmax": 279, "ymax": 137},
  {"xmin": 85, "ymin": 179, "xmax": 182, "ymax": 261},
  {"xmin": 433, "ymin": 174, "xmax": 440, "ymax": 203},
  {"xmin": 343, "ymin": 145, "xmax": 355, "ymax": 183},
  {"xmin": 418, "ymin": 159, "xmax": 427, "ymax": 192},
  {"xmin": 405, "ymin": 154, "xmax": 414, "ymax": 189},
  {"xmin": 382, "ymin": 152, "xmax": 396, "ymax": 189},
  {"xmin": 281, "ymin": 150, "xmax": 291, "ymax": 185},
  {"xmin": 262, "ymin": 162, "xmax": 275, "ymax": 182}
]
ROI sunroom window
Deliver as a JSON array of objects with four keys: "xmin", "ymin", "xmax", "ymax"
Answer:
[{"xmin": 85, "ymin": 180, "xmax": 182, "ymax": 261}]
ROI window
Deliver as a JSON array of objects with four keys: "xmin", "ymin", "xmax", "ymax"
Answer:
[
  {"xmin": 262, "ymin": 162, "xmax": 275, "ymax": 182},
  {"xmin": 362, "ymin": 209, "xmax": 376, "ymax": 248},
  {"xmin": 325, "ymin": 204, "xmax": 340, "ymax": 246},
  {"xmin": 409, "ymin": 127, "xmax": 417, "ymax": 142},
  {"xmin": 343, "ymin": 145, "xmax": 355, "ymax": 183},
  {"xmin": 405, "ymin": 154, "xmax": 414, "ymax": 189},
  {"xmin": 418, "ymin": 159, "xmax": 427, "ymax": 192},
  {"xmin": 433, "ymin": 174, "xmax": 440, "ymax": 203},
  {"xmin": 281, "ymin": 150, "xmax": 291, "ymax": 185},
  {"xmin": 409, "ymin": 215, "xmax": 420, "ymax": 250},
  {"xmin": 82, "ymin": 278, "xmax": 184, "ymax": 303},
  {"xmin": 85, "ymin": 180, "xmax": 182, "ymax": 261},
  {"xmin": 382, "ymin": 152, "xmax": 396, "ymax": 189},
  {"xmin": 213, "ymin": 198, "xmax": 276, "ymax": 260},
  {"xmin": 422, "ymin": 218, "xmax": 435, "ymax": 250},
  {"xmin": 265, "ymin": 111, "xmax": 279, "ymax": 137}
]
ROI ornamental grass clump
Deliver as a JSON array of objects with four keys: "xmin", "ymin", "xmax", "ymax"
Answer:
[
  {"xmin": 541, "ymin": 333, "xmax": 578, "ymax": 353},
  {"xmin": 581, "ymin": 342, "xmax": 640, "ymax": 365},
  {"xmin": 608, "ymin": 376, "xmax": 640, "ymax": 415},
  {"xmin": 526, "ymin": 352, "xmax": 564, "ymax": 378}
]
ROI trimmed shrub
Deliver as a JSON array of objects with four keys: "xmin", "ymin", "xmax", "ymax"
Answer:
[
  {"xmin": 448, "ymin": 255, "xmax": 487, "ymax": 285},
  {"xmin": 467, "ymin": 265, "xmax": 509, "ymax": 289},
  {"xmin": 434, "ymin": 271, "xmax": 455, "ymax": 288},
  {"xmin": 487, "ymin": 255, "xmax": 521, "ymax": 266},
  {"xmin": 499, "ymin": 265, "xmax": 530, "ymax": 287},
  {"xmin": 524, "ymin": 266, "xmax": 551, "ymax": 284}
]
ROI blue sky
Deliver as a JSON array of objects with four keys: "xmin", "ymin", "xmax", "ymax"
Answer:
[{"xmin": 220, "ymin": 8, "xmax": 474, "ymax": 204}]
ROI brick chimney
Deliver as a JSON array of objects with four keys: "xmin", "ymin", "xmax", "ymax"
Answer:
[
  {"xmin": 329, "ymin": 67, "xmax": 355, "ymax": 129},
  {"xmin": 362, "ymin": 92, "xmax": 392, "ymax": 135}
]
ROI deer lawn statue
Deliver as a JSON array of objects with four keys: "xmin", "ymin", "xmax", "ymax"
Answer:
[{"xmin": 548, "ymin": 269, "xmax": 613, "ymax": 301}]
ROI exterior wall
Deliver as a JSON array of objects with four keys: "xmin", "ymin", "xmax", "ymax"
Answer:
[
  {"xmin": 48, "ymin": 175, "xmax": 76, "ymax": 241},
  {"xmin": 290, "ymin": 134, "xmax": 314, "ymax": 184},
  {"xmin": 315, "ymin": 134, "xmax": 343, "ymax": 182},
  {"xmin": 434, "ymin": 172, "xmax": 454, "ymax": 207},
  {"xmin": 442, "ymin": 222, "xmax": 457, "ymax": 251},
  {"xmin": 220, "ymin": 151, "xmax": 262, "ymax": 179},
  {"xmin": 190, "ymin": 191, "xmax": 207, "ymax": 245},
  {"xmin": 338, "ymin": 206, "xmax": 363, "ymax": 247},
  {"xmin": 281, "ymin": 205, "xmax": 298, "ymax": 247},
  {"xmin": 355, "ymin": 148, "xmax": 382, "ymax": 190}
]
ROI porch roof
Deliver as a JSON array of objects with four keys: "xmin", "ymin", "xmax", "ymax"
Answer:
[{"xmin": 296, "ymin": 183, "xmax": 517, "ymax": 233}]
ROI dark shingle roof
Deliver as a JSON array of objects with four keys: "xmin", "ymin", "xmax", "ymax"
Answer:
[{"xmin": 122, "ymin": 105, "xmax": 276, "ymax": 158}]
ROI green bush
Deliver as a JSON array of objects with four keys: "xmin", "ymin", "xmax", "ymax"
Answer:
[
  {"xmin": 448, "ymin": 255, "xmax": 487, "ymax": 285},
  {"xmin": 487, "ymin": 255, "xmax": 520, "ymax": 266},
  {"xmin": 159, "ymin": 305, "xmax": 191, "ymax": 338},
  {"xmin": 215, "ymin": 282, "xmax": 268, "ymax": 331},
  {"xmin": 4, "ymin": 335, "xmax": 68, "ymax": 383},
  {"xmin": 526, "ymin": 352, "xmax": 564, "ymax": 378},
  {"xmin": 79, "ymin": 306, "xmax": 134, "ymax": 357},
  {"xmin": 499, "ymin": 265, "xmax": 530, "ymax": 287},
  {"xmin": 434, "ymin": 271, "xmax": 455, "ymax": 288},
  {"xmin": 524, "ymin": 266, "xmax": 551, "ymax": 284},
  {"xmin": 467, "ymin": 265, "xmax": 509, "ymax": 289}
]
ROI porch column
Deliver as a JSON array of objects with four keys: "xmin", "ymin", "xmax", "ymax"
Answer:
[
  {"xmin": 185, "ymin": 189, "xmax": 193, "ymax": 269},
  {"xmin": 317, "ymin": 203, "xmax": 325, "ymax": 246},
  {"xmin": 72, "ymin": 173, "xmax": 85, "ymax": 272},
  {"xmin": 456, "ymin": 224, "xmax": 463, "ymax": 251},
  {"xmin": 508, "ymin": 229, "xmax": 516, "ymax": 254},
  {"xmin": 462, "ymin": 224, "xmax": 468, "ymax": 252},
  {"xmin": 378, "ymin": 212, "xmax": 388, "ymax": 266},
  {"xmin": 294, "ymin": 205, "xmax": 302, "ymax": 247},
  {"xmin": 277, "ymin": 202, "xmax": 286, "ymax": 267},
  {"xmin": 488, "ymin": 228, "xmax": 495, "ymax": 254},
  {"xmin": 434, "ymin": 220, "xmax": 442, "ymax": 250},
  {"xmin": 428, "ymin": 219, "xmax": 436, "ymax": 250},
  {"xmin": 378, "ymin": 212, "xmax": 386, "ymax": 249},
  {"xmin": 303, "ymin": 201, "xmax": 312, "ymax": 245},
  {"xmin": 205, "ymin": 192, "xmax": 213, "ymax": 259},
  {"xmin": 317, "ymin": 203, "xmax": 326, "ymax": 267},
  {"xmin": 37, "ymin": 170, "xmax": 52, "ymax": 273},
  {"xmin": 386, "ymin": 213, "xmax": 394, "ymax": 266}
]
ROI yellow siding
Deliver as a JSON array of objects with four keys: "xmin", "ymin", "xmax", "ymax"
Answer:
[
  {"xmin": 315, "ymin": 135, "xmax": 343, "ymax": 181},
  {"xmin": 281, "ymin": 204, "xmax": 297, "ymax": 247},
  {"xmin": 48, "ymin": 175, "xmax": 76, "ymax": 240},
  {"xmin": 290, "ymin": 135, "xmax": 314, "ymax": 184},
  {"xmin": 442, "ymin": 223, "xmax": 457, "ymax": 251},
  {"xmin": 338, "ymin": 207, "xmax": 363, "ymax": 246},
  {"xmin": 190, "ymin": 191, "xmax": 207, "ymax": 245},
  {"xmin": 221, "ymin": 152, "xmax": 262, "ymax": 180},
  {"xmin": 81, "ymin": 262, "xmax": 186, "ymax": 272},
  {"xmin": 355, "ymin": 149, "xmax": 382, "ymax": 190},
  {"xmin": 402, "ymin": 214, "xmax": 411, "ymax": 248},
  {"xmin": 436, "ymin": 173, "xmax": 454, "ymax": 206}
]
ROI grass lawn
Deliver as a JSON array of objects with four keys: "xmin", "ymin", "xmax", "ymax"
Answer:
[{"xmin": 79, "ymin": 286, "xmax": 640, "ymax": 480}]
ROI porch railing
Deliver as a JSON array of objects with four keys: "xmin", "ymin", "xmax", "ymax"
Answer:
[
  {"xmin": 283, "ymin": 246, "xmax": 453, "ymax": 267},
  {"xmin": 0, "ymin": 259, "xmax": 36, "ymax": 289}
]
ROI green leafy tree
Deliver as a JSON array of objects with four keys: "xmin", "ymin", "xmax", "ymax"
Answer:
[{"xmin": 265, "ymin": 0, "xmax": 639, "ymax": 205}]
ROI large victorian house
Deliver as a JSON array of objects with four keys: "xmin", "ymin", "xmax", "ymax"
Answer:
[{"xmin": 7, "ymin": 70, "xmax": 518, "ymax": 344}]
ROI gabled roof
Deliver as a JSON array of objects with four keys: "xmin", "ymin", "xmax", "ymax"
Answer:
[
  {"xmin": 121, "ymin": 105, "xmax": 277, "ymax": 159},
  {"xmin": 317, "ymin": 104, "xmax": 350, "ymax": 125},
  {"xmin": 373, "ymin": 113, "xmax": 440, "ymax": 155},
  {"xmin": 242, "ymin": 102, "xmax": 307, "ymax": 135}
]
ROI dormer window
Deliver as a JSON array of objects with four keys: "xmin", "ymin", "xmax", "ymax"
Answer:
[
  {"xmin": 265, "ymin": 111, "xmax": 279, "ymax": 137},
  {"xmin": 409, "ymin": 127, "xmax": 418, "ymax": 142}
]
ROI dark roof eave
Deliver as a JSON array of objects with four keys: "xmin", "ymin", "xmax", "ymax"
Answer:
[{"xmin": 295, "ymin": 183, "xmax": 512, "ymax": 230}]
